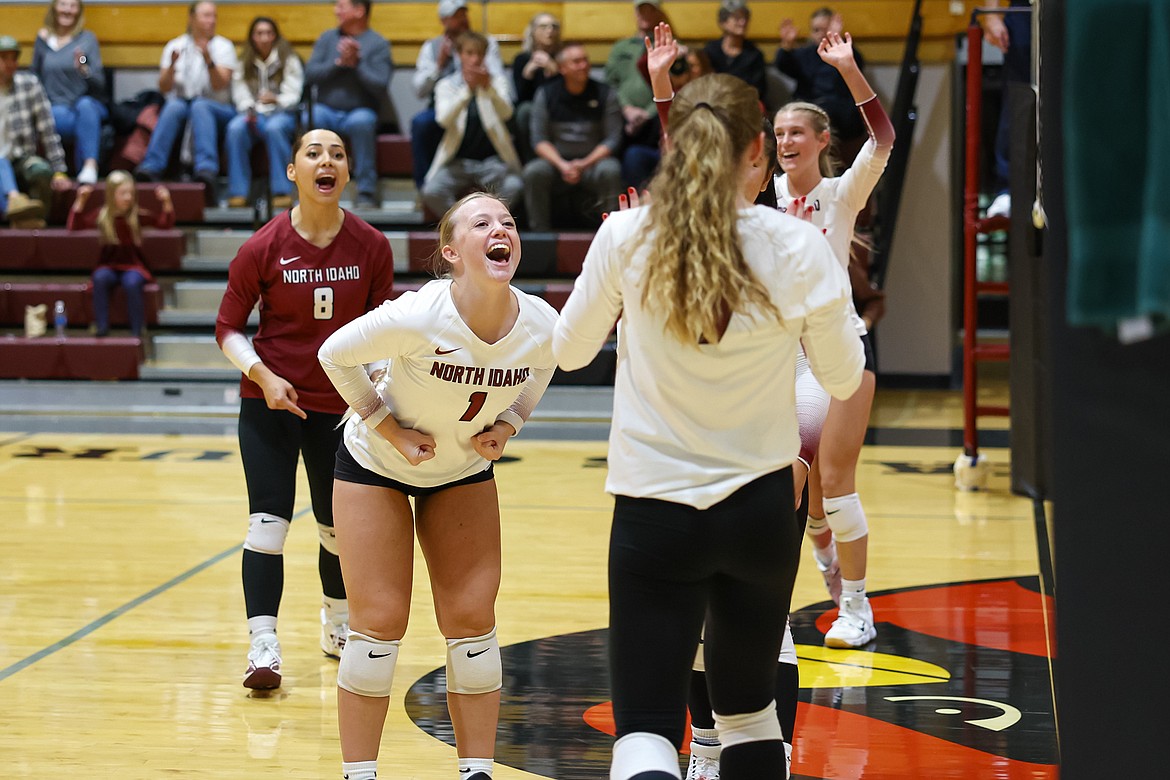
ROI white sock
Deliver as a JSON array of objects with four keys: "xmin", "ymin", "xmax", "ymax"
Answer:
[
  {"xmin": 247, "ymin": 616, "xmax": 277, "ymax": 639},
  {"xmin": 323, "ymin": 596, "xmax": 349, "ymax": 623},
  {"xmin": 812, "ymin": 536, "xmax": 836, "ymax": 568},
  {"xmin": 458, "ymin": 757, "xmax": 493, "ymax": 777},
  {"xmin": 342, "ymin": 759, "xmax": 376, "ymax": 780},
  {"xmin": 841, "ymin": 578, "xmax": 867, "ymax": 600},
  {"xmin": 690, "ymin": 725, "xmax": 720, "ymax": 759}
]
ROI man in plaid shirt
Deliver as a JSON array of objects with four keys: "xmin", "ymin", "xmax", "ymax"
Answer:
[{"xmin": 1, "ymin": 35, "xmax": 68, "ymax": 228}]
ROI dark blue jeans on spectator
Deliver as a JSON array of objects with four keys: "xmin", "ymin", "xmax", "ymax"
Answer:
[
  {"xmin": 410, "ymin": 108, "xmax": 444, "ymax": 190},
  {"xmin": 92, "ymin": 267, "xmax": 147, "ymax": 336},
  {"xmin": 0, "ymin": 158, "xmax": 17, "ymax": 218},
  {"xmin": 226, "ymin": 111, "xmax": 297, "ymax": 199},
  {"xmin": 52, "ymin": 96, "xmax": 109, "ymax": 172},
  {"xmin": 139, "ymin": 96, "xmax": 235, "ymax": 176}
]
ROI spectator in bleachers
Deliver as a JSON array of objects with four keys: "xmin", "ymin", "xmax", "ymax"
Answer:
[
  {"xmin": 775, "ymin": 7, "xmax": 868, "ymax": 161},
  {"xmin": 605, "ymin": 1, "xmax": 667, "ymax": 151},
  {"xmin": 622, "ymin": 38, "xmax": 709, "ymax": 189},
  {"xmin": 421, "ymin": 31, "xmax": 522, "ymax": 220},
  {"xmin": 703, "ymin": 1, "xmax": 766, "ymax": 99},
  {"xmin": 523, "ymin": 42, "xmax": 622, "ymax": 231},
  {"xmin": 511, "ymin": 12, "xmax": 562, "ymax": 161},
  {"xmin": 0, "ymin": 34, "xmax": 69, "ymax": 229},
  {"xmin": 411, "ymin": 0, "xmax": 505, "ymax": 191},
  {"xmin": 225, "ymin": 16, "xmax": 302, "ymax": 211},
  {"xmin": 32, "ymin": 0, "xmax": 107, "ymax": 185},
  {"xmin": 134, "ymin": 0, "xmax": 238, "ymax": 208},
  {"xmin": 67, "ymin": 170, "xmax": 174, "ymax": 337},
  {"xmin": 304, "ymin": 0, "xmax": 393, "ymax": 209}
]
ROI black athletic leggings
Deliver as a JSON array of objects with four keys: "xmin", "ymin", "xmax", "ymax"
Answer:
[
  {"xmin": 238, "ymin": 397, "xmax": 343, "ymax": 523},
  {"xmin": 608, "ymin": 468, "xmax": 800, "ymax": 748},
  {"xmin": 238, "ymin": 398, "xmax": 346, "ymax": 615}
]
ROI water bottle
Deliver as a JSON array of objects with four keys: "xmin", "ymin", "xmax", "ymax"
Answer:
[{"xmin": 54, "ymin": 300, "xmax": 67, "ymax": 338}]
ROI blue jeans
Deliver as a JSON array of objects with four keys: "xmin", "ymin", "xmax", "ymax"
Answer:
[
  {"xmin": 410, "ymin": 108, "xmax": 443, "ymax": 189},
  {"xmin": 92, "ymin": 266, "xmax": 147, "ymax": 336},
  {"xmin": 0, "ymin": 157, "xmax": 17, "ymax": 217},
  {"xmin": 140, "ymin": 97, "xmax": 235, "ymax": 175},
  {"xmin": 52, "ymin": 96, "xmax": 109, "ymax": 172},
  {"xmin": 225, "ymin": 111, "xmax": 297, "ymax": 198},
  {"xmin": 304, "ymin": 104, "xmax": 378, "ymax": 197}
]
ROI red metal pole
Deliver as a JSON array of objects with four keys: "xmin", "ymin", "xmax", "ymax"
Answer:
[{"xmin": 963, "ymin": 22, "xmax": 983, "ymax": 458}]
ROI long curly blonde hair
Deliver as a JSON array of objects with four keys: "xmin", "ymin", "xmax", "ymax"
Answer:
[
  {"xmin": 96, "ymin": 170, "xmax": 141, "ymax": 247},
  {"xmin": 638, "ymin": 74, "xmax": 780, "ymax": 345}
]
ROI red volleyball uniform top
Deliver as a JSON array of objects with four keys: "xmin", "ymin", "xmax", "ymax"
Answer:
[{"xmin": 215, "ymin": 210, "xmax": 396, "ymax": 414}]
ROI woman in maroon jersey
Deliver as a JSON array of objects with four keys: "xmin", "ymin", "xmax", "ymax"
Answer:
[{"xmin": 215, "ymin": 127, "xmax": 395, "ymax": 690}]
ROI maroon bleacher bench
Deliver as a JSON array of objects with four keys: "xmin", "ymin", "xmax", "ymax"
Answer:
[
  {"xmin": 0, "ymin": 281, "xmax": 162, "ymax": 327},
  {"xmin": 376, "ymin": 134, "xmax": 413, "ymax": 178},
  {"xmin": 0, "ymin": 335, "xmax": 140, "ymax": 380},
  {"xmin": 0, "ymin": 229, "xmax": 185, "ymax": 273},
  {"xmin": 48, "ymin": 182, "xmax": 205, "ymax": 224}
]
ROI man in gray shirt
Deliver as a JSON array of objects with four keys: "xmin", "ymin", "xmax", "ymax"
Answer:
[
  {"xmin": 304, "ymin": 0, "xmax": 393, "ymax": 208},
  {"xmin": 523, "ymin": 43, "xmax": 623, "ymax": 231}
]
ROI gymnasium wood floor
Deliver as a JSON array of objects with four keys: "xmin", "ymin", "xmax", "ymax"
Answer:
[{"xmin": 0, "ymin": 387, "xmax": 1056, "ymax": 779}]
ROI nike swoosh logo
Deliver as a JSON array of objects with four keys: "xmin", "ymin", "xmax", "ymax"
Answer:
[
  {"xmin": 279, "ymin": 256, "xmax": 300, "ymax": 265},
  {"xmin": 435, "ymin": 347, "xmax": 461, "ymax": 355},
  {"xmin": 826, "ymin": 509, "xmax": 841, "ymax": 515},
  {"xmin": 368, "ymin": 651, "xmax": 393, "ymax": 659},
  {"xmin": 467, "ymin": 648, "xmax": 490, "ymax": 658},
  {"xmin": 259, "ymin": 518, "xmax": 280, "ymax": 523}
]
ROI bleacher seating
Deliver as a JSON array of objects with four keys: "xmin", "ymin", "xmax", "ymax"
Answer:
[
  {"xmin": 48, "ymin": 183, "xmax": 205, "ymax": 225},
  {"xmin": 0, "ymin": 335, "xmax": 141, "ymax": 380},
  {"xmin": 0, "ymin": 281, "xmax": 163, "ymax": 328},
  {"xmin": 0, "ymin": 230, "xmax": 186, "ymax": 273}
]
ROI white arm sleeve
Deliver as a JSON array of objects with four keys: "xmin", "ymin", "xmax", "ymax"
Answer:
[
  {"xmin": 318, "ymin": 303, "xmax": 406, "ymax": 423},
  {"xmin": 495, "ymin": 366, "xmax": 555, "ymax": 435},
  {"xmin": 221, "ymin": 330, "xmax": 261, "ymax": 376},
  {"xmin": 553, "ymin": 216, "xmax": 625, "ymax": 370}
]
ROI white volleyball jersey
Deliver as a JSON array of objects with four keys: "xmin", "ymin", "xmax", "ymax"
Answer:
[
  {"xmin": 775, "ymin": 139, "xmax": 892, "ymax": 336},
  {"xmin": 319, "ymin": 279, "xmax": 559, "ymax": 487},
  {"xmin": 553, "ymin": 205, "xmax": 864, "ymax": 510}
]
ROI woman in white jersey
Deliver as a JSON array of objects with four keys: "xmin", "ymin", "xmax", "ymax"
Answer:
[
  {"xmin": 317, "ymin": 192, "xmax": 559, "ymax": 780},
  {"xmin": 555, "ymin": 72, "xmax": 863, "ymax": 780},
  {"xmin": 773, "ymin": 30, "xmax": 895, "ymax": 649}
]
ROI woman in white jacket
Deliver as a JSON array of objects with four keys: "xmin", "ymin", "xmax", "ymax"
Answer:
[
  {"xmin": 421, "ymin": 31, "xmax": 523, "ymax": 219},
  {"xmin": 225, "ymin": 16, "xmax": 303, "ymax": 210}
]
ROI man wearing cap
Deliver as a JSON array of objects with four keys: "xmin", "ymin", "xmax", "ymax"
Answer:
[
  {"xmin": 605, "ymin": 1, "xmax": 666, "ymax": 142},
  {"xmin": 410, "ymin": 0, "xmax": 506, "ymax": 191},
  {"xmin": 304, "ymin": 0, "xmax": 393, "ymax": 209},
  {"xmin": 0, "ymin": 34, "xmax": 69, "ymax": 228}
]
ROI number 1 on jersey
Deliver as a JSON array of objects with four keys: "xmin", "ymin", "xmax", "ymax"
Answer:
[{"xmin": 460, "ymin": 391, "xmax": 488, "ymax": 422}]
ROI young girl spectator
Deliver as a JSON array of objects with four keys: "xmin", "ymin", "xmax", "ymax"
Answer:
[
  {"xmin": 215, "ymin": 128, "xmax": 395, "ymax": 691},
  {"xmin": 772, "ymin": 31, "xmax": 895, "ymax": 649},
  {"xmin": 225, "ymin": 16, "xmax": 302, "ymax": 210},
  {"xmin": 554, "ymin": 69, "xmax": 863, "ymax": 779},
  {"xmin": 318, "ymin": 192, "xmax": 558, "ymax": 780},
  {"xmin": 67, "ymin": 170, "xmax": 172, "ymax": 337},
  {"xmin": 32, "ymin": 0, "xmax": 106, "ymax": 184}
]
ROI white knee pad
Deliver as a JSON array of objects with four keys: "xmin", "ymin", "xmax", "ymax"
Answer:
[
  {"xmin": 692, "ymin": 626, "xmax": 706, "ymax": 672},
  {"xmin": 805, "ymin": 513, "xmax": 830, "ymax": 537},
  {"xmin": 795, "ymin": 349, "xmax": 830, "ymax": 463},
  {"xmin": 243, "ymin": 513, "xmax": 290, "ymax": 554},
  {"xmin": 778, "ymin": 618, "xmax": 797, "ymax": 666},
  {"xmin": 610, "ymin": 732, "xmax": 681, "ymax": 780},
  {"xmin": 714, "ymin": 701, "xmax": 783, "ymax": 749},
  {"xmin": 823, "ymin": 493, "xmax": 869, "ymax": 543},
  {"xmin": 446, "ymin": 628, "xmax": 502, "ymax": 695},
  {"xmin": 317, "ymin": 522, "xmax": 340, "ymax": 556},
  {"xmin": 337, "ymin": 631, "xmax": 399, "ymax": 698}
]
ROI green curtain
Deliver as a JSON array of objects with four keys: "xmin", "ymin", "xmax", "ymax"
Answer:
[{"xmin": 1065, "ymin": 0, "xmax": 1170, "ymax": 331}]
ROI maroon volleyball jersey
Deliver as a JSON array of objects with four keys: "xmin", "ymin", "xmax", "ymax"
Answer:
[{"xmin": 215, "ymin": 210, "xmax": 395, "ymax": 414}]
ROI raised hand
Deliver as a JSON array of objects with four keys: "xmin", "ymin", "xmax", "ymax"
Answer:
[
  {"xmin": 75, "ymin": 183, "xmax": 94, "ymax": 202},
  {"xmin": 645, "ymin": 22, "xmax": 679, "ymax": 84},
  {"xmin": 817, "ymin": 31, "xmax": 857, "ymax": 72},
  {"xmin": 779, "ymin": 18, "xmax": 799, "ymax": 49},
  {"xmin": 155, "ymin": 184, "xmax": 173, "ymax": 205}
]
